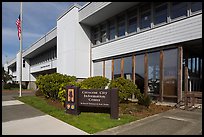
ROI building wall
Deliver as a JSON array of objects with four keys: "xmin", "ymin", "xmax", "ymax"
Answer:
[
  {"xmin": 57, "ymin": 5, "xmax": 91, "ymax": 78},
  {"xmin": 92, "ymin": 14, "xmax": 202, "ymax": 61}
]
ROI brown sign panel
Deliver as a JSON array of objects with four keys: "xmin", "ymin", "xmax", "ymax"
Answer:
[{"xmin": 78, "ymin": 89, "xmax": 111, "ymax": 107}]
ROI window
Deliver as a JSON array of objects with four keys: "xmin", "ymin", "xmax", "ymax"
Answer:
[
  {"xmin": 124, "ymin": 56, "xmax": 132, "ymax": 80},
  {"xmin": 148, "ymin": 51, "xmax": 160, "ymax": 95},
  {"xmin": 100, "ymin": 24, "xmax": 107, "ymax": 43},
  {"xmin": 140, "ymin": 3, "xmax": 151, "ymax": 29},
  {"xmin": 105, "ymin": 60, "xmax": 112, "ymax": 79},
  {"xmin": 117, "ymin": 15, "xmax": 125, "ymax": 37},
  {"xmin": 23, "ymin": 60, "xmax": 25, "ymax": 68},
  {"xmin": 93, "ymin": 61, "xmax": 103, "ymax": 76},
  {"xmin": 127, "ymin": 8, "xmax": 137, "ymax": 34},
  {"xmin": 108, "ymin": 20, "xmax": 115, "ymax": 40},
  {"xmin": 128, "ymin": 17, "xmax": 137, "ymax": 33},
  {"xmin": 92, "ymin": 27, "xmax": 100, "ymax": 45},
  {"xmin": 191, "ymin": 2, "xmax": 202, "ymax": 13},
  {"xmin": 114, "ymin": 58, "xmax": 121, "ymax": 79},
  {"xmin": 171, "ymin": 2, "xmax": 187, "ymax": 20},
  {"xmin": 163, "ymin": 49, "xmax": 178, "ymax": 96},
  {"xmin": 154, "ymin": 3, "xmax": 167, "ymax": 25},
  {"xmin": 135, "ymin": 54, "xmax": 145, "ymax": 93}
]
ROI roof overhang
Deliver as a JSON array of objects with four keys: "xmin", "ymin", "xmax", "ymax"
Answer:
[{"xmin": 79, "ymin": 2, "xmax": 139, "ymax": 26}]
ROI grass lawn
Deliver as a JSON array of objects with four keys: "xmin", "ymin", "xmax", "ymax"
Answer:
[{"xmin": 17, "ymin": 96, "xmax": 138, "ymax": 134}]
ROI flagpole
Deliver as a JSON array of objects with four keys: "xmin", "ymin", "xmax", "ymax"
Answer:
[{"xmin": 19, "ymin": 2, "xmax": 23, "ymax": 97}]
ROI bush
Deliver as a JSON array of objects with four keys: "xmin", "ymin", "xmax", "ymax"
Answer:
[
  {"xmin": 80, "ymin": 76, "xmax": 109, "ymax": 89},
  {"xmin": 108, "ymin": 77, "xmax": 141, "ymax": 103},
  {"xmin": 3, "ymin": 83, "xmax": 19, "ymax": 89},
  {"xmin": 138, "ymin": 94, "xmax": 152, "ymax": 108},
  {"xmin": 35, "ymin": 73, "xmax": 76, "ymax": 100}
]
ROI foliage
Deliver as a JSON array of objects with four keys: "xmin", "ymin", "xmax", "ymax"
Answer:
[
  {"xmin": 3, "ymin": 83, "xmax": 22, "ymax": 89},
  {"xmin": 108, "ymin": 77, "xmax": 141, "ymax": 103},
  {"xmin": 2, "ymin": 66, "xmax": 13, "ymax": 83},
  {"xmin": 137, "ymin": 94, "xmax": 152, "ymax": 108},
  {"xmin": 80, "ymin": 76, "xmax": 109, "ymax": 89},
  {"xmin": 35, "ymin": 73, "xmax": 76, "ymax": 100}
]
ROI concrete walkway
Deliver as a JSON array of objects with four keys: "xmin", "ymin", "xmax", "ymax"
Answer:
[{"xmin": 2, "ymin": 92, "xmax": 89, "ymax": 135}]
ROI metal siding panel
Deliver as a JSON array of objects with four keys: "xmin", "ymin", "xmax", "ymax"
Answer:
[{"xmin": 92, "ymin": 14, "xmax": 202, "ymax": 60}]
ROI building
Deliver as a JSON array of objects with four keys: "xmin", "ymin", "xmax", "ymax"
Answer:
[{"xmin": 4, "ymin": 2, "xmax": 202, "ymax": 103}]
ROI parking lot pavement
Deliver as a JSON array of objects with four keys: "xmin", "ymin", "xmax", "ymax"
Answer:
[{"xmin": 94, "ymin": 108, "xmax": 202, "ymax": 135}]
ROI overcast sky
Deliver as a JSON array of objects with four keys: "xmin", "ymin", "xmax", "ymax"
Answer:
[{"xmin": 2, "ymin": 2, "xmax": 87, "ymax": 65}]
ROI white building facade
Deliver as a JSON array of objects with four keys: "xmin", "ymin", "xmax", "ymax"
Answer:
[{"xmin": 4, "ymin": 2, "xmax": 202, "ymax": 103}]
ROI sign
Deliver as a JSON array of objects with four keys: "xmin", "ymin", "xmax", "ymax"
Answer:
[
  {"xmin": 78, "ymin": 89, "xmax": 110, "ymax": 107},
  {"xmin": 65, "ymin": 86, "xmax": 80, "ymax": 115},
  {"xmin": 65, "ymin": 86, "xmax": 119, "ymax": 119}
]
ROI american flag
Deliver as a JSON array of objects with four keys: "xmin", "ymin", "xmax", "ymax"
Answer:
[{"xmin": 16, "ymin": 15, "xmax": 21, "ymax": 40}]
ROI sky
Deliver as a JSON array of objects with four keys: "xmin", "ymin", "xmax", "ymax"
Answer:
[{"xmin": 2, "ymin": 2, "xmax": 87, "ymax": 66}]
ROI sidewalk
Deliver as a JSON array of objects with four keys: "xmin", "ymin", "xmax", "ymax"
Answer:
[{"xmin": 2, "ymin": 91, "xmax": 89, "ymax": 135}]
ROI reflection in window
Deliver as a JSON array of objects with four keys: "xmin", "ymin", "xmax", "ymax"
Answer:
[
  {"xmin": 154, "ymin": 3, "xmax": 167, "ymax": 25},
  {"xmin": 124, "ymin": 56, "xmax": 132, "ymax": 80},
  {"xmin": 163, "ymin": 49, "xmax": 178, "ymax": 96},
  {"xmin": 171, "ymin": 2, "xmax": 187, "ymax": 20},
  {"xmin": 93, "ymin": 61, "xmax": 103, "ymax": 76},
  {"xmin": 127, "ymin": 8, "xmax": 137, "ymax": 34},
  {"xmin": 108, "ymin": 20, "xmax": 115, "ymax": 40},
  {"xmin": 191, "ymin": 2, "xmax": 202, "ymax": 13},
  {"xmin": 117, "ymin": 15, "xmax": 125, "ymax": 37},
  {"xmin": 140, "ymin": 3, "xmax": 151, "ymax": 29},
  {"xmin": 100, "ymin": 24, "xmax": 106, "ymax": 43},
  {"xmin": 135, "ymin": 54, "xmax": 145, "ymax": 93},
  {"xmin": 148, "ymin": 52, "xmax": 160, "ymax": 95},
  {"xmin": 93, "ymin": 27, "xmax": 100, "ymax": 45},
  {"xmin": 105, "ymin": 60, "xmax": 112, "ymax": 80},
  {"xmin": 114, "ymin": 58, "xmax": 121, "ymax": 79}
]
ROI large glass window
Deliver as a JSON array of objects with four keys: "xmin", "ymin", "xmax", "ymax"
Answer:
[
  {"xmin": 163, "ymin": 49, "xmax": 178, "ymax": 96},
  {"xmin": 93, "ymin": 61, "xmax": 103, "ymax": 76},
  {"xmin": 171, "ymin": 2, "xmax": 187, "ymax": 20},
  {"xmin": 124, "ymin": 56, "xmax": 132, "ymax": 80},
  {"xmin": 117, "ymin": 15, "xmax": 125, "ymax": 37},
  {"xmin": 191, "ymin": 2, "xmax": 202, "ymax": 13},
  {"xmin": 93, "ymin": 27, "xmax": 100, "ymax": 45},
  {"xmin": 140, "ymin": 3, "xmax": 151, "ymax": 29},
  {"xmin": 108, "ymin": 20, "xmax": 115, "ymax": 40},
  {"xmin": 135, "ymin": 54, "xmax": 145, "ymax": 93},
  {"xmin": 154, "ymin": 3, "xmax": 167, "ymax": 25},
  {"xmin": 127, "ymin": 8, "xmax": 137, "ymax": 34},
  {"xmin": 114, "ymin": 58, "xmax": 121, "ymax": 79},
  {"xmin": 105, "ymin": 60, "xmax": 112, "ymax": 80},
  {"xmin": 100, "ymin": 24, "xmax": 107, "ymax": 43},
  {"xmin": 148, "ymin": 52, "xmax": 160, "ymax": 95}
]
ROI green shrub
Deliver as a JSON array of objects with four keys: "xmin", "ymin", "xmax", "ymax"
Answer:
[
  {"xmin": 108, "ymin": 77, "xmax": 141, "ymax": 103},
  {"xmin": 137, "ymin": 94, "xmax": 152, "ymax": 108},
  {"xmin": 3, "ymin": 83, "xmax": 11, "ymax": 89},
  {"xmin": 3, "ymin": 83, "xmax": 19, "ymax": 89},
  {"xmin": 80, "ymin": 76, "xmax": 109, "ymax": 89},
  {"xmin": 35, "ymin": 73, "xmax": 76, "ymax": 100}
]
